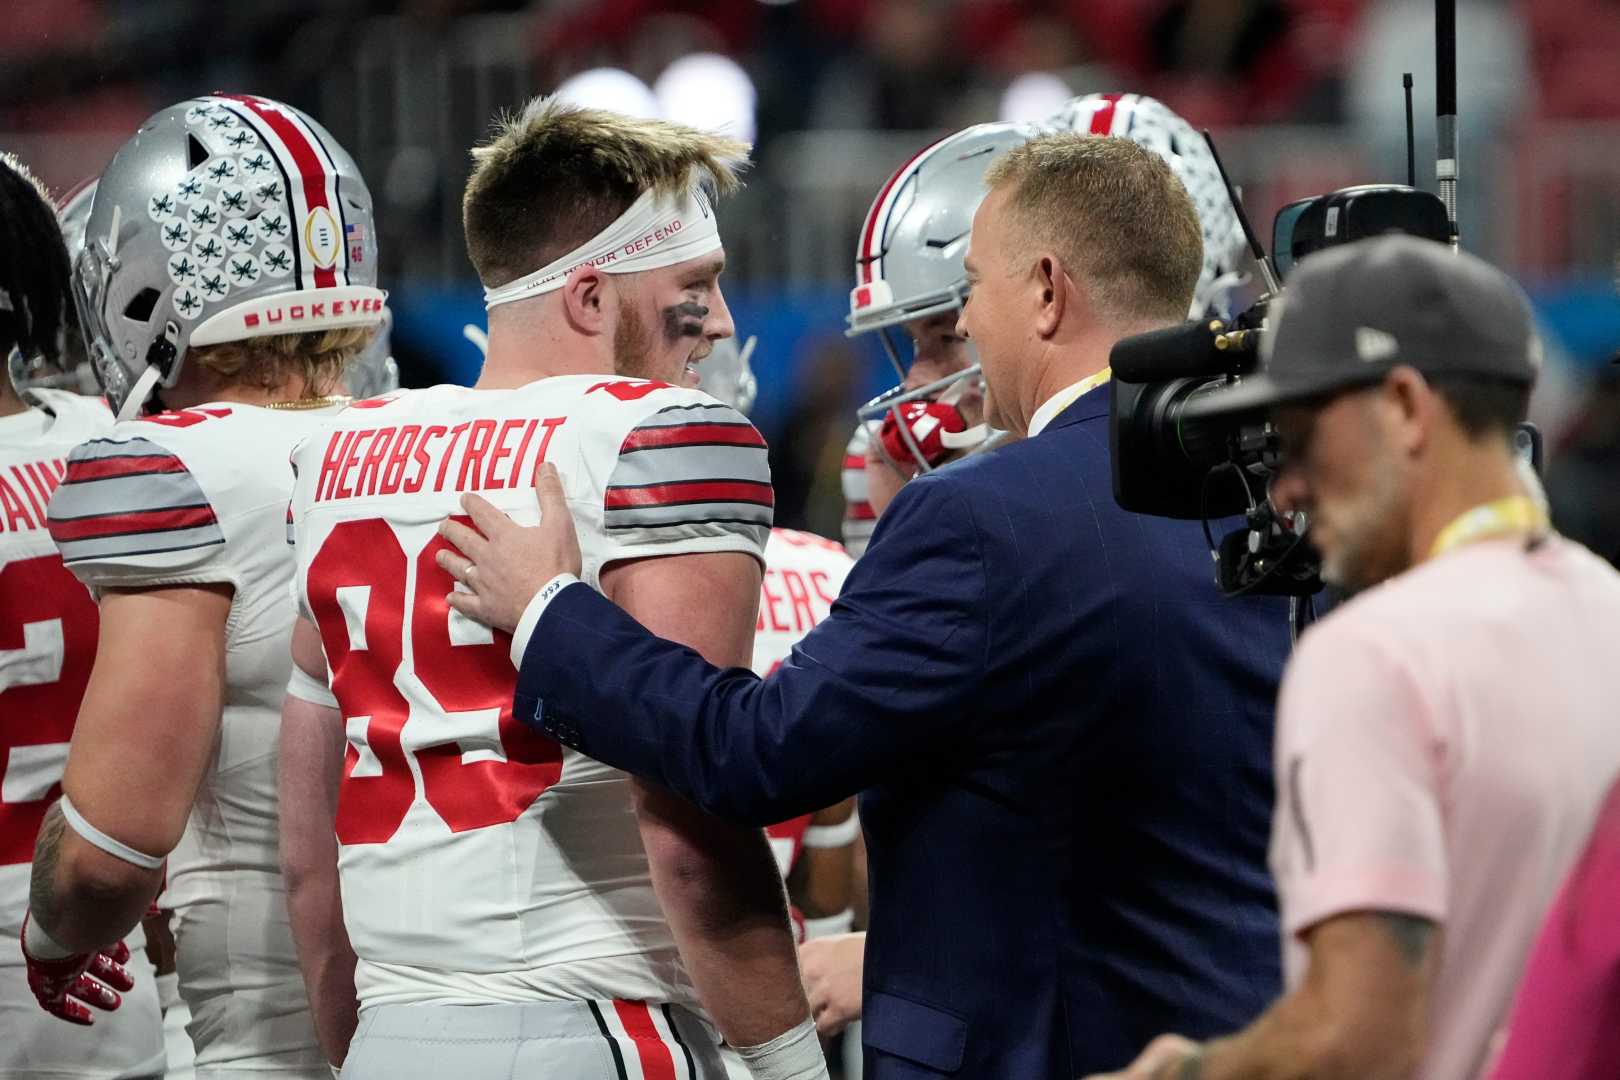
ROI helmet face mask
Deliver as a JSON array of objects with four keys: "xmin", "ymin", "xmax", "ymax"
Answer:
[
  {"xmin": 343, "ymin": 306, "xmax": 398, "ymax": 399},
  {"xmin": 76, "ymin": 94, "xmax": 387, "ymax": 417},
  {"xmin": 696, "ymin": 334, "xmax": 758, "ymax": 416}
]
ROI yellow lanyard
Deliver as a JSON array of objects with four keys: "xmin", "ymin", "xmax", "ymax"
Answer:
[
  {"xmin": 1428, "ymin": 495, "xmax": 1550, "ymax": 560},
  {"xmin": 1038, "ymin": 367, "xmax": 1112, "ymax": 427}
]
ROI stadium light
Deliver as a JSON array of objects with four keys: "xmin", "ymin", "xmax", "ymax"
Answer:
[
  {"xmin": 999, "ymin": 72, "xmax": 1073, "ymax": 124},
  {"xmin": 554, "ymin": 68, "xmax": 661, "ymax": 119},
  {"xmin": 653, "ymin": 53, "xmax": 758, "ymax": 143}
]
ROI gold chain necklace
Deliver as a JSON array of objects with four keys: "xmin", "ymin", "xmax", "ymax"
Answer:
[{"xmin": 261, "ymin": 394, "xmax": 353, "ymax": 412}]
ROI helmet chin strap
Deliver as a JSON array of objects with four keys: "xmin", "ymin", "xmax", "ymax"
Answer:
[
  {"xmin": 115, "ymin": 364, "xmax": 163, "ymax": 422},
  {"xmin": 941, "ymin": 422, "xmax": 989, "ymax": 450},
  {"xmin": 934, "ymin": 374, "xmax": 990, "ymax": 450}
]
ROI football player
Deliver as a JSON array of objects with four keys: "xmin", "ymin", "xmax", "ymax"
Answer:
[
  {"xmin": 21, "ymin": 94, "xmax": 388, "ymax": 1080},
  {"xmin": 280, "ymin": 98, "xmax": 823, "ymax": 1079},
  {"xmin": 839, "ymin": 93, "xmax": 1250, "ymax": 554},
  {"xmin": 0, "ymin": 154, "xmax": 168, "ymax": 1079},
  {"xmin": 839, "ymin": 121, "xmax": 1037, "ymax": 556}
]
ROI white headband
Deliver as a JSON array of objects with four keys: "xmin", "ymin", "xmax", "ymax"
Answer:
[{"xmin": 483, "ymin": 183, "xmax": 722, "ymax": 311}]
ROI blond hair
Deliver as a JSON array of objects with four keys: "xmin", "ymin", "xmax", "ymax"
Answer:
[
  {"xmin": 189, "ymin": 326, "xmax": 372, "ymax": 398},
  {"xmin": 463, "ymin": 96, "xmax": 750, "ymax": 288},
  {"xmin": 983, "ymin": 134, "xmax": 1203, "ymax": 323}
]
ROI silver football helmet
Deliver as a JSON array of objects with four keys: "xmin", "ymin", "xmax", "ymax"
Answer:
[
  {"xmin": 1041, "ymin": 92, "xmax": 1248, "ymax": 318},
  {"xmin": 696, "ymin": 334, "xmax": 757, "ymax": 416},
  {"xmin": 846, "ymin": 121, "xmax": 1037, "ymax": 354},
  {"xmin": 845, "ymin": 122, "xmax": 1037, "ymax": 471},
  {"xmin": 73, "ymin": 94, "xmax": 387, "ymax": 418}
]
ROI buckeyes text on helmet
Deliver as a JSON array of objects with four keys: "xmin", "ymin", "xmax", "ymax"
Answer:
[{"xmin": 72, "ymin": 94, "xmax": 387, "ymax": 416}]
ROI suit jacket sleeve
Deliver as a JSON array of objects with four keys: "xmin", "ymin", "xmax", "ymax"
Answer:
[{"xmin": 513, "ymin": 471, "xmax": 989, "ymax": 825}]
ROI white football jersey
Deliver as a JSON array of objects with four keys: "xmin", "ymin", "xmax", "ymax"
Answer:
[
  {"xmin": 840, "ymin": 422, "xmax": 879, "ymax": 558},
  {"xmin": 46, "ymin": 399, "xmax": 339, "ymax": 1075},
  {"xmin": 754, "ymin": 529, "xmax": 854, "ymax": 881},
  {"xmin": 753, "ymin": 528, "xmax": 853, "ymax": 680},
  {"xmin": 0, "ymin": 389, "xmax": 167, "ymax": 1079},
  {"xmin": 286, "ymin": 374, "xmax": 772, "ymax": 1012}
]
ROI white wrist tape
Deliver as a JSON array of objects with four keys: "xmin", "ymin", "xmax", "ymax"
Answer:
[
  {"xmin": 735, "ymin": 1018, "xmax": 828, "ymax": 1080},
  {"xmin": 802, "ymin": 814, "xmax": 860, "ymax": 849},
  {"xmin": 483, "ymin": 182, "xmax": 722, "ymax": 310},
  {"xmin": 509, "ymin": 573, "xmax": 581, "ymax": 667},
  {"xmin": 285, "ymin": 662, "xmax": 339, "ymax": 709},
  {"xmin": 22, "ymin": 912, "xmax": 76, "ymax": 960},
  {"xmin": 801, "ymin": 909, "xmax": 856, "ymax": 939},
  {"xmin": 59, "ymin": 794, "xmax": 165, "ymax": 870},
  {"xmin": 157, "ymin": 971, "xmax": 182, "ymax": 1012}
]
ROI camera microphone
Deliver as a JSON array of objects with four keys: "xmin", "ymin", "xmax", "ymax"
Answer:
[{"xmin": 1111, "ymin": 320, "xmax": 1227, "ymax": 383}]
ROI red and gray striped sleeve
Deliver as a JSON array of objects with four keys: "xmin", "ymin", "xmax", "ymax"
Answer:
[
  {"xmin": 46, "ymin": 436, "xmax": 226, "ymax": 583},
  {"xmin": 602, "ymin": 400, "xmax": 773, "ymax": 561}
]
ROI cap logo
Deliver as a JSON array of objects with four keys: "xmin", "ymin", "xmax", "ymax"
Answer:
[{"xmin": 1355, "ymin": 326, "xmax": 1398, "ymax": 363}]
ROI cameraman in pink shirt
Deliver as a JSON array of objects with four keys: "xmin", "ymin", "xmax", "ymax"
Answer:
[{"xmin": 1093, "ymin": 236, "xmax": 1620, "ymax": 1080}]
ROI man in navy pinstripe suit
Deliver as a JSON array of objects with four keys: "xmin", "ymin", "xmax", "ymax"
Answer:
[{"xmin": 441, "ymin": 132, "xmax": 1291, "ymax": 1078}]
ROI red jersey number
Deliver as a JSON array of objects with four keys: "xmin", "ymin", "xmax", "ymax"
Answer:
[
  {"xmin": 586, "ymin": 379, "xmax": 670, "ymax": 402},
  {"xmin": 0, "ymin": 555, "xmax": 98, "ymax": 865},
  {"xmin": 307, "ymin": 518, "xmax": 563, "ymax": 846}
]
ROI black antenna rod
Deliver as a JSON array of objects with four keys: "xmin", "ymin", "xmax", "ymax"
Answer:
[
  {"xmin": 1403, "ymin": 73, "xmax": 1416, "ymax": 188},
  {"xmin": 1436, "ymin": 0, "xmax": 1459, "ymax": 245},
  {"xmin": 1201, "ymin": 129, "xmax": 1282, "ymax": 294}
]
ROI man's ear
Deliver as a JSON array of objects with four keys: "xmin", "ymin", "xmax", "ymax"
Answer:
[
  {"xmin": 1033, "ymin": 252, "xmax": 1067, "ymax": 339},
  {"xmin": 559, "ymin": 266, "xmax": 608, "ymax": 336},
  {"xmin": 1384, "ymin": 365, "xmax": 1434, "ymax": 455}
]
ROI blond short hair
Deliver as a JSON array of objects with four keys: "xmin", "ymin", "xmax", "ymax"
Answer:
[
  {"xmin": 462, "ymin": 96, "xmax": 750, "ymax": 289},
  {"xmin": 189, "ymin": 326, "xmax": 372, "ymax": 398},
  {"xmin": 983, "ymin": 134, "xmax": 1203, "ymax": 323}
]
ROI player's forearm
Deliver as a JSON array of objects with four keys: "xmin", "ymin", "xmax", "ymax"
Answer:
[
  {"xmin": 279, "ymin": 691, "xmax": 358, "ymax": 1065},
  {"xmin": 29, "ymin": 803, "xmax": 162, "ymax": 952},
  {"xmin": 285, "ymin": 873, "xmax": 359, "ymax": 1067},
  {"xmin": 638, "ymin": 788, "xmax": 809, "ymax": 1048}
]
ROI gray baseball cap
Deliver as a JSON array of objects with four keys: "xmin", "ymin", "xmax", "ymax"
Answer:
[{"xmin": 1185, "ymin": 234, "xmax": 1539, "ymax": 419}]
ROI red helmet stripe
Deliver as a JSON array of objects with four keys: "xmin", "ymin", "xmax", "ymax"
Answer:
[
  {"xmin": 1089, "ymin": 92, "xmax": 1124, "ymax": 135},
  {"xmin": 218, "ymin": 94, "xmax": 341, "ymax": 289}
]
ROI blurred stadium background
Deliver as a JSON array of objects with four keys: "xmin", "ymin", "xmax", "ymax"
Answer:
[{"xmin": 4, "ymin": 0, "xmax": 1618, "ymax": 557}]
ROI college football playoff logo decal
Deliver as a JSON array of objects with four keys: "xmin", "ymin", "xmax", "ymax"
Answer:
[{"xmin": 303, "ymin": 205, "xmax": 340, "ymax": 270}]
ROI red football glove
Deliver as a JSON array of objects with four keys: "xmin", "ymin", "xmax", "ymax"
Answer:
[
  {"xmin": 20, "ymin": 913, "xmax": 133, "ymax": 1025},
  {"xmin": 878, "ymin": 399, "xmax": 968, "ymax": 470}
]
